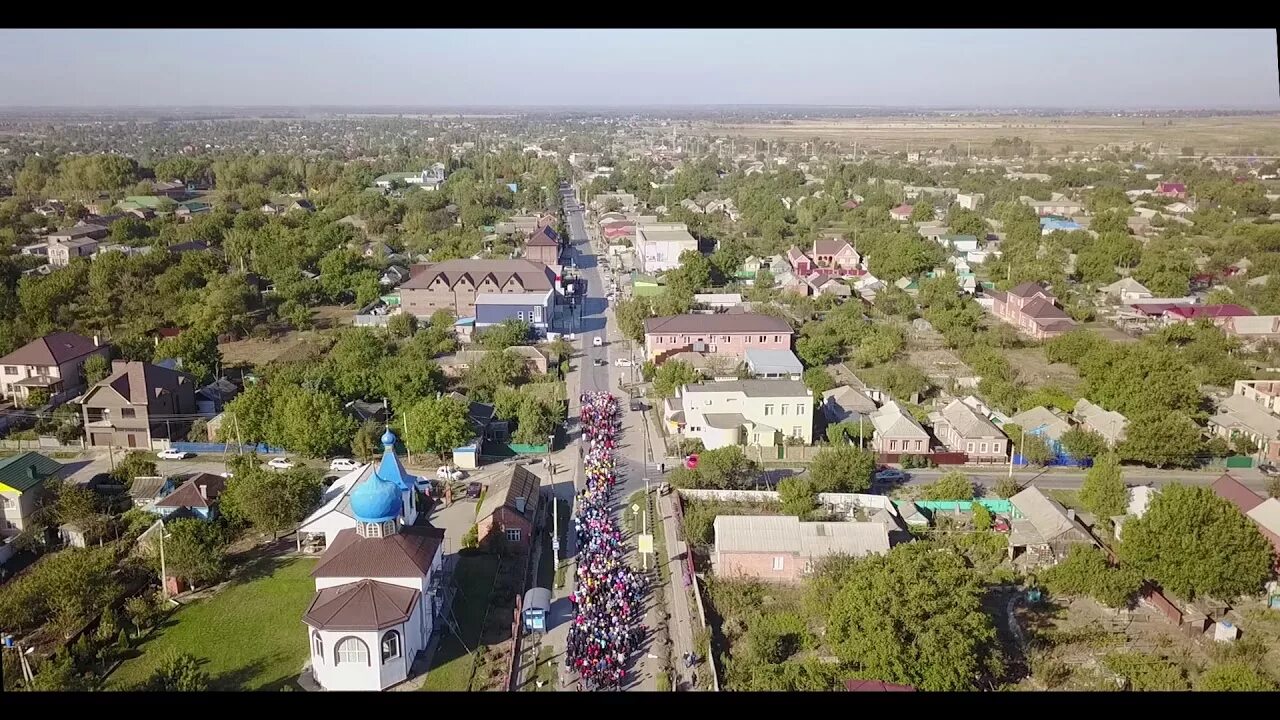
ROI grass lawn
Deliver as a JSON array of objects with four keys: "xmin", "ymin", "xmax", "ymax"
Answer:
[
  {"xmin": 421, "ymin": 551, "xmax": 501, "ymax": 692},
  {"xmin": 106, "ymin": 556, "xmax": 318, "ymax": 691}
]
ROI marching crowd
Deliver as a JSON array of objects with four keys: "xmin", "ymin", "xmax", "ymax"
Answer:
[{"xmin": 565, "ymin": 392, "xmax": 647, "ymax": 690}]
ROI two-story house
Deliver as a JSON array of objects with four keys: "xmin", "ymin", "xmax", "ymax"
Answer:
[
  {"xmin": 0, "ymin": 332, "xmax": 110, "ymax": 406},
  {"xmin": 929, "ymin": 399, "xmax": 1008, "ymax": 463},
  {"xmin": 474, "ymin": 290, "xmax": 556, "ymax": 334},
  {"xmin": 81, "ymin": 360, "xmax": 197, "ymax": 449},
  {"xmin": 784, "ymin": 237, "xmax": 862, "ymax": 279},
  {"xmin": 635, "ymin": 222, "xmax": 698, "ymax": 274},
  {"xmin": 870, "ymin": 401, "xmax": 930, "ymax": 455},
  {"xmin": 475, "ymin": 463, "xmax": 542, "ymax": 552},
  {"xmin": 643, "ymin": 314, "xmax": 794, "ymax": 363},
  {"xmin": 397, "ymin": 259, "xmax": 558, "ymax": 322},
  {"xmin": 0, "ymin": 452, "xmax": 66, "ymax": 538},
  {"xmin": 988, "ymin": 281, "xmax": 1076, "ymax": 340},
  {"xmin": 665, "ymin": 379, "xmax": 813, "ymax": 449},
  {"xmin": 523, "ymin": 225, "xmax": 561, "ymax": 266}
]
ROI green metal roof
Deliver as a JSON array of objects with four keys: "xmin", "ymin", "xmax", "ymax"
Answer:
[
  {"xmin": 0, "ymin": 452, "xmax": 62, "ymax": 494},
  {"xmin": 119, "ymin": 195, "xmax": 168, "ymax": 209}
]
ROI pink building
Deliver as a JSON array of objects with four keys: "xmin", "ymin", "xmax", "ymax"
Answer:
[
  {"xmin": 643, "ymin": 314, "xmax": 794, "ymax": 362},
  {"xmin": 988, "ymin": 282, "xmax": 1075, "ymax": 340}
]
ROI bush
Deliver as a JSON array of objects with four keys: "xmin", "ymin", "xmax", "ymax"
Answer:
[
  {"xmin": 461, "ymin": 525, "xmax": 479, "ymax": 550},
  {"xmin": 746, "ymin": 612, "xmax": 808, "ymax": 664},
  {"xmin": 900, "ymin": 454, "xmax": 933, "ymax": 469},
  {"xmin": 142, "ymin": 652, "xmax": 211, "ymax": 692},
  {"xmin": 920, "ymin": 471, "xmax": 974, "ymax": 501},
  {"xmin": 1041, "ymin": 544, "xmax": 1142, "ymax": 608},
  {"xmin": 124, "ymin": 591, "xmax": 164, "ymax": 635},
  {"xmin": 656, "ymin": 672, "xmax": 672, "ymax": 691},
  {"xmin": 971, "ymin": 503, "xmax": 993, "ymax": 531},
  {"xmin": 993, "ymin": 477, "xmax": 1021, "ymax": 499}
]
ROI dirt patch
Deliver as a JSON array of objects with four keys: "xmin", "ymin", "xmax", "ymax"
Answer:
[{"xmin": 1005, "ymin": 347, "xmax": 1081, "ymax": 392}]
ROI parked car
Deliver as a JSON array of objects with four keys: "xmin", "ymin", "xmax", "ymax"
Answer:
[
  {"xmin": 873, "ymin": 468, "xmax": 909, "ymax": 483},
  {"xmin": 629, "ymin": 399, "xmax": 644, "ymax": 412},
  {"xmin": 593, "ymin": 358, "xmax": 607, "ymax": 367},
  {"xmin": 593, "ymin": 336, "xmax": 604, "ymax": 347},
  {"xmin": 615, "ymin": 358, "xmax": 633, "ymax": 367},
  {"xmin": 1260, "ymin": 463, "xmax": 1280, "ymax": 477},
  {"xmin": 437, "ymin": 466, "xmax": 464, "ymax": 482},
  {"xmin": 267, "ymin": 457, "xmax": 296, "ymax": 470},
  {"xmin": 157, "ymin": 449, "xmax": 194, "ymax": 460},
  {"xmin": 329, "ymin": 458, "xmax": 360, "ymax": 472}
]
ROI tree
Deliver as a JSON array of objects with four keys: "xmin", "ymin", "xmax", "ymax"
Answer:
[
  {"xmin": 778, "ymin": 477, "xmax": 818, "ymax": 520},
  {"xmin": 155, "ymin": 328, "xmax": 222, "ymax": 385},
  {"xmin": 273, "ymin": 390, "xmax": 356, "ymax": 457},
  {"xmin": 1059, "ymin": 426, "xmax": 1109, "ymax": 460},
  {"xmin": 402, "ymin": 394, "xmax": 473, "ymax": 460},
  {"xmin": 876, "ymin": 363, "xmax": 929, "ymax": 403},
  {"xmin": 796, "ymin": 333, "xmax": 842, "ymax": 367},
  {"xmin": 142, "ymin": 652, "xmax": 211, "ymax": 692},
  {"xmin": 1079, "ymin": 453, "xmax": 1127, "ymax": 519},
  {"xmin": 464, "ymin": 349, "xmax": 527, "ymax": 402},
  {"xmin": 1041, "ymin": 544, "xmax": 1142, "ymax": 608},
  {"xmin": 1195, "ymin": 663, "xmax": 1277, "ymax": 691},
  {"xmin": 852, "ymin": 325, "xmax": 903, "ymax": 367},
  {"xmin": 280, "ymin": 300, "xmax": 312, "ymax": 331},
  {"xmin": 820, "ymin": 543, "xmax": 997, "ymax": 691},
  {"xmin": 802, "ymin": 367, "xmax": 835, "ymax": 396},
  {"xmin": 613, "ymin": 296, "xmax": 653, "ymax": 343},
  {"xmin": 993, "ymin": 477, "xmax": 1021, "ymax": 499},
  {"xmin": 807, "ymin": 445, "xmax": 875, "ymax": 494},
  {"xmin": 949, "ymin": 208, "xmax": 987, "ymax": 237},
  {"xmin": 652, "ymin": 360, "xmax": 700, "ymax": 399},
  {"xmin": 28, "ymin": 653, "xmax": 89, "ymax": 691},
  {"xmin": 124, "ymin": 591, "xmax": 163, "ymax": 635},
  {"xmin": 1268, "ymin": 477, "xmax": 1280, "ymax": 500},
  {"xmin": 112, "ymin": 450, "xmax": 158, "ymax": 485},
  {"xmin": 669, "ymin": 446, "xmax": 756, "ymax": 490},
  {"xmin": 921, "ymin": 471, "xmax": 975, "ymax": 501},
  {"xmin": 160, "ymin": 518, "xmax": 227, "ymax": 587},
  {"xmin": 665, "ymin": 250, "xmax": 711, "ymax": 296},
  {"xmin": 971, "ymin": 503, "xmax": 993, "ymax": 531},
  {"xmin": 351, "ymin": 420, "xmax": 382, "ymax": 462},
  {"xmin": 1117, "ymin": 412, "xmax": 1204, "ymax": 469},
  {"xmin": 82, "ymin": 353, "xmax": 111, "ymax": 386},
  {"xmin": 479, "ymin": 318, "xmax": 530, "ymax": 350},
  {"xmin": 910, "ymin": 201, "xmax": 935, "ymax": 222},
  {"xmin": 1016, "ymin": 432, "xmax": 1056, "ymax": 467},
  {"xmin": 514, "ymin": 394, "xmax": 561, "ymax": 446},
  {"xmin": 220, "ymin": 466, "xmax": 322, "ymax": 538},
  {"xmin": 1119, "ymin": 484, "xmax": 1275, "ymax": 599}
]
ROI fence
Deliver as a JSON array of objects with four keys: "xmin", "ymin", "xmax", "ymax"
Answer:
[
  {"xmin": 910, "ymin": 499, "xmax": 1016, "ymax": 516},
  {"xmin": 678, "ymin": 488, "xmax": 901, "ymax": 520},
  {"xmin": 876, "ymin": 451, "xmax": 970, "ymax": 466},
  {"xmin": 0, "ymin": 438, "xmax": 84, "ymax": 451},
  {"xmin": 169, "ymin": 441, "xmax": 285, "ymax": 455},
  {"xmin": 669, "ymin": 490, "xmax": 719, "ymax": 692}
]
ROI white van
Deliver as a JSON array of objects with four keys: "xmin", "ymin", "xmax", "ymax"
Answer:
[{"xmin": 593, "ymin": 336, "xmax": 604, "ymax": 347}]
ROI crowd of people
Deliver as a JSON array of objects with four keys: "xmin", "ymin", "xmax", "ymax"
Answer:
[{"xmin": 565, "ymin": 392, "xmax": 647, "ymax": 691}]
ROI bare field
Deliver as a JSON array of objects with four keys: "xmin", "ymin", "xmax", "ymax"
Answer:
[
  {"xmin": 696, "ymin": 115, "xmax": 1280, "ymax": 153},
  {"xmin": 1006, "ymin": 347, "xmax": 1081, "ymax": 392}
]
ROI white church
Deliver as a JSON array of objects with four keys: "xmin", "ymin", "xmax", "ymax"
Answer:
[{"xmin": 302, "ymin": 430, "xmax": 446, "ymax": 691}]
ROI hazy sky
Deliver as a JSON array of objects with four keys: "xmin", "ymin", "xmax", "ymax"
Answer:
[{"xmin": 1, "ymin": 29, "xmax": 1276, "ymax": 108}]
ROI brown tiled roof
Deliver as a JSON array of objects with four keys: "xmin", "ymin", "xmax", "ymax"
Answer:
[
  {"xmin": 527, "ymin": 225, "xmax": 559, "ymax": 246},
  {"xmin": 1211, "ymin": 473, "xmax": 1264, "ymax": 513},
  {"xmin": 813, "ymin": 238, "xmax": 851, "ymax": 257},
  {"xmin": 1021, "ymin": 297, "xmax": 1071, "ymax": 321},
  {"xmin": 95, "ymin": 361, "xmax": 191, "ymax": 406},
  {"xmin": 0, "ymin": 332, "xmax": 100, "ymax": 366},
  {"xmin": 478, "ymin": 464, "xmax": 542, "ymax": 521},
  {"xmin": 644, "ymin": 313, "xmax": 793, "ymax": 335},
  {"xmin": 153, "ymin": 473, "xmax": 227, "ymax": 509},
  {"xmin": 1008, "ymin": 281, "xmax": 1049, "ymax": 299},
  {"xmin": 313, "ymin": 525, "xmax": 445, "ymax": 579},
  {"xmin": 303, "ymin": 579, "xmax": 419, "ymax": 632},
  {"xmin": 400, "ymin": 259, "xmax": 555, "ymax": 291}
]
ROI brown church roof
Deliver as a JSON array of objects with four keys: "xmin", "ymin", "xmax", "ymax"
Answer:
[
  {"xmin": 303, "ymin": 579, "xmax": 419, "ymax": 632},
  {"xmin": 313, "ymin": 525, "xmax": 445, "ymax": 579}
]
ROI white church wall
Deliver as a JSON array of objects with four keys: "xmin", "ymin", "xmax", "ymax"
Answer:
[{"xmin": 313, "ymin": 629, "xmax": 382, "ymax": 691}]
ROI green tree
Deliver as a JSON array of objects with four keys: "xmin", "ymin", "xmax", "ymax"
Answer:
[
  {"xmin": 949, "ymin": 207, "xmax": 987, "ymax": 237},
  {"xmin": 28, "ymin": 653, "xmax": 89, "ymax": 691},
  {"xmin": 351, "ymin": 420, "xmax": 382, "ymax": 462},
  {"xmin": 613, "ymin": 296, "xmax": 653, "ymax": 343},
  {"xmin": 669, "ymin": 445, "xmax": 756, "ymax": 490},
  {"xmin": 220, "ymin": 466, "xmax": 323, "ymax": 539},
  {"xmin": 1117, "ymin": 412, "xmax": 1204, "ymax": 469},
  {"xmin": 1059, "ymin": 426, "xmax": 1110, "ymax": 460},
  {"xmin": 801, "ymin": 367, "xmax": 835, "ymax": 396},
  {"xmin": 820, "ymin": 543, "xmax": 997, "ymax": 691},
  {"xmin": 665, "ymin": 249, "xmax": 711, "ymax": 296},
  {"xmin": 280, "ymin": 300, "xmax": 312, "ymax": 330},
  {"xmin": 852, "ymin": 325, "xmax": 903, "ymax": 367},
  {"xmin": 514, "ymin": 394, "xmax": 561, "ymax": 446},
  {"xmin": 796, "ymin": 333, "xmax": 842, "ymax": 367},
  {"xmin": 921, "ymin": 471, "xmax": 975, "ymax": 501},
  {"xmin": 993, "ymin": 476, "xmax": 1021, "ymax": 499},
  {"xmin": 112, "ymin": 450, "xmax": 158, "ymax": 485},
  {"xmin": 82, "ymin": 353, "xmax": 111, "ymax": 386},
  {"xmin": 159, "ymin": 518, "xmax": 227, "ymax": 587},
  {"xmin": 464, "ymin": 349, "xmax": 528, "ymax": 402},
  {"xmin": 155, "ymin": 328, "xmax": 222, "ymax": 385},
  {"xmin": 1079, "ymin": 452, "xmax": 1127, "ymax": 519},
  {"xmin": 1119, "ymin": 484, "xmax": 1275, "ymax": 599},
  {"xmin": 273, "ymin": 390, "xmax": 356, "ymax": 457},
  {"xmin": 479, "ymin": 318, "xmax": 530, "ymax": 350},
  {"xmin": 1016, "ymin": 432, "xmax": 1056, "ymax": 466},
  {"xmin": 652, "ymin": 360, "xmax": 700, "ymax": 399},
  {"xmin": 142, "ymin": 652, "xmax": 211, "ymax": 692},
  {"xmin": 971, "ymin": 502, "xmax": 993, "ymax": 531},
  {"xmin": 778, "ymin": 477, "xmax": 818, "ymax": 520},
  {"xmin": 1041, "ymin": 543, "xmax": 1142, "ymax": 608},
  {"xmin": 807, "ymin": 445, "xmax": 875, "ymax": 494},
  {"xmin": 1195, "ymin": 662, "xmax": 1278, "ymax": 691},
  {"xmin": 402, "ymin": 394, "xmax": 473, "ymax": 460}
]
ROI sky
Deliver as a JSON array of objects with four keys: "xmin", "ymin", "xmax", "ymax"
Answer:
[{"xmin": 0, "ymin": 29, "xmax": 1276, "ymax": 109}]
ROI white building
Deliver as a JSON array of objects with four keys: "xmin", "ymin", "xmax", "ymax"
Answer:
[
  {"xmin": 956, "ymin": 193, "xmax": 985, "ymax": 211},
  {"xmin": 635, "ymin": 221, "xmax": 698, "ymax": 274},
  {"xmin": 666, "ymin": 379, "xmax": 813, "ymax": 449},
  {"xmin": 302, "ymin": 431, "xmax": 445, "ymax": 691}
]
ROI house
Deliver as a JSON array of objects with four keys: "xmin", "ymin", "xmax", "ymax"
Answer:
[
  {"xmin": 1099, "ymin": 277, "xmax": 1153, "ymax": 303},
  {"xmin": 379, "ymin": 265, "xmax": 411, "ymax": 288},
  {"xmin": 437, "ymin": 348, "xmax": 548, "ymax": 379},
  {"xmin": 475, "ymin": 463, "xmax": 542, "ymax": 552},
  {"xmin": 398, "ymin": 259, "xmax": 558, "ymax": 322},
  {"xmin": 889, "ymin": 205, "xmax": 914, "ymax": 221},
  {"xmin": 474, "ymin": 290, "xmax": 556, "ymax": 334},
  {"xmin": 1155, "ymin": 182, "xmax": 1187, "ymax": 199},
  {"xmin": 174, "ymin": 202, "xmax": 212, "ymax": 222},
  {"xmin": 1232, "ymin": 380, "xmax": 1280, "ymax": 414},
  {"xmin": 1219, "ymin": 315, "xmax": 1280, "ymax": 346},
  {"xmin": 48, "ymin": 237, "xmax": 100, "ymax": 267},
  {"xmin": 712, "ymin": 515, "xmax": 890, "ymax": 583},
  {"xmin": 46, "ymin": 223, "xmax": 110, "ymax": 245},
  {"xmin": 821, "ymin": 385, "xmax": 878, "ymax": 424},
  {"xmin": 168, "ymin": 240, "xmax": 211, "ymax": 256},
  {"xmin": 1163, "ymin": 304, "xmax": 1254, "ymax": 326},
  {"xmin": 811, "ymin": 237, "xmax": 862, "ymax": 271},
  {"xmin": 0, "ymin": 452, "xmax": 65, "ymax": 537},
  {"xmin": 1008, "ymin": 406, "xmax": 1071, "ymax": 456},
  {"xmin": 955, "ymin": 193, "xmax": 984, "ymax": 211},
  {"xmin": 290, "ymin": 199, "xmax": 316, "ymax": 213},
  {"xmin": 635, "ymin": 222, "xmax": 698, "ymax": 274},
  {"xmin": 152, "ymin": 473, "xmax": 228, "ymax": 520},
  {"xmin": 1007, "ymin": 486, "xmax": 1097, "ymax": 565},
  {"xmin": 643, "ymin": 313, "xmax": 794, "ymax": 363},
  {"xmin": 128, "ymin": 476, "xmax": 174, "ymax": 509},
  {"xmin": 523, "ymin": 225, "xmax": 561, "ymax": 265},
  {"xmin": 1072, "ymin": 399, "xmax": 1128, "ymax": 447},
  {"xmin": 668, "ymin": 379, "xmax": 814, "ymax": 448},
  {"xmin": 150, "ymin": 180, "xmax": 188, "ymax": 199},
  {"xmin": 805, "ymin": 274, "xmax": 852, "ymax": 298},
  {"xmin": 1022, "ymin": 195, "xmax": 1085, "ymax": 217},
  {"xmin": 1210, "ymin": 474, "xmax": 1280, "ymax": 567},
  {"xmin": 693, "ymin": 293, "xmax": 743, "ymax": 311},
  {"xmin": 742, "ymin": 349, "xmax": 803, "ymax": 380},
  {"xmin": 939, "ymin": 234, "xmax": 979, "ymax": 253},
  {"xmin": 988, "ymin": 281, "xmax": 1075, "ymax": 340},
  {"xmin": 928, "ymin": 399, "xmax": 1008, "ymax": 463},
  {"xmin": 0, "ymin": 331, "xmax": 111, "ymax": 406},
  {"xmin": 869, "ymin": 401, "xmax": 929, "ymax": 455},
  {"xmin": 346, "ymin": 400, "xmax": 390, "ymax": 425},
  {"xmin": 34, "ymin": 200, "xmax": 65, "ymax": 217},
  {"xmin": 373, "ymin": 168, "xmax": 446, "ymax": 191},
  {"xmin": 81, "ymin": 361, "xmax": 197, "ymax": 449},
  {"xmin": 303, "ymin": 431, "xmax": 445, "ymax": 691},
  {"xmin": 261, "ymin": 203, "xmax": 285, "ymax": 216},
  {"xmin": 1207, "ymin": 394, "xmax": 1280, "ymax": 464}
]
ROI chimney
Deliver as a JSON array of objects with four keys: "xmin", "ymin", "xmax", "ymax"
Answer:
[
  {"xmin": 1067, "ymin": 508, "xmax": 1076, "ymax": 522},
  {"xmin": 27, "ymin": 465, "xmax": 37, "ymax": 480},
  {"xmin": 198, "ymin": 485, "xmax": 208, "ymax": 500},
  {"xmin": 514, "ymin": 496, "xmax": 526, "ymax": 514}
]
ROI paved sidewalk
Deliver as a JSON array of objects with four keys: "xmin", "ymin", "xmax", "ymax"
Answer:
[{"xmin": 657, "ymin": 490, "xmax": 701, "ymax": 691}]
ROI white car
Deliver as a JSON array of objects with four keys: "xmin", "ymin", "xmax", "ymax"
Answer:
[
  {"xmin": 267, "ymin": 457, "xmax": 296, "ymax": 470},
  {"xmin": 157, "ymin": 449, "xmax": 194, "ymax": 460},
  {"xmin": 615, "ymin": 358, "xmax": 633, "ymax": 367},
  {"xmin": 593, "ymin": 336, "xmax": 604, "ymax": 347},
  {"xmin": 329, "ymin": 458, "xmax": 361, "ymax": 472}
]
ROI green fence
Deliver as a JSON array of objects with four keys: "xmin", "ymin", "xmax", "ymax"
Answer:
[
  {"xmin": 507, "ymin": 443, "xmax": 550, "ymax": 455},
  {"xmin": 1225, "ymin": 455, "xmax": 1254, "ymax": 469},
  {"xmin": 903, "ymin": 499, "xmax": 1018, "ymax": 517}
]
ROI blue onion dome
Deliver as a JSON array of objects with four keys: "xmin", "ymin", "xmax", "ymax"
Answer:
[
  {"xmin": 349, "ymin": 474, "xmax": 402, "ymax": 523},
  {"xmin": 381, "ymin": 429, "xmax": 397, "ymax": 447}
]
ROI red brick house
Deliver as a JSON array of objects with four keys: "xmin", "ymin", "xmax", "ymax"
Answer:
[
  {"xmin": 988, "ymin": 281, "xmax": 1075, "ymax": 340},
  {"xmin": 475, "ymin": 463, "xmax": 542, "ymax": 553}
]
